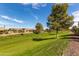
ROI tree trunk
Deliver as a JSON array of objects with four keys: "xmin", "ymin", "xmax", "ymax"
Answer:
[{"xmin": 56, "ymin": 29, "xmax": 58, "ymax": 39}]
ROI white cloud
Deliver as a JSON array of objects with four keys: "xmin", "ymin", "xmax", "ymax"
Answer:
[
  {"xmin": 68, "ymin": 3, "xmax": 75, "ymax": 6},
  {"xmin": 33, "ymin": 15, "xmax": 39, "ymax": 20},
  {"xmin": 72, "ymin": 10, "xmax": 79, "ymax": 17},
  {"xmin": 0, "ymin": 15, "xmax": 23, "ymax": 24},
  {"xmin": 41, "ymin": 3, "xmax": 47, "ymax": 7},
  {"xmin": 32, "ymin": 3, "xmax": 40, "ymax": 9},
  {"xmin": 1, "ymin": 15, "xmax": 11, "ymax": 20},
  {"xmin": 13, "ymin": 19, "xmax": 23, "ymax": 23},
  {"xmin": 21, "ymin": 3, "xmax": 30, "ymax": 5},
  {"xmin": 32, "ymin": 3, "xmax": 47, "ymax": 9},
  {"xmin": 72, "ymin": 10, "xmax": 79, "ymax": 26},
  {"xmin": 21, "ymin": 3, "xmax": 47, "ymax": 9}
]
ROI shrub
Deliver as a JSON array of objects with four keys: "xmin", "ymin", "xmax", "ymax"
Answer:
[
  {"xmin": 0, "ymin": 30, "xmax": 4, "ymax": 34},
  {"xmin": 71, "ymin": 26, "xmax": 79, "ymax": 35}
]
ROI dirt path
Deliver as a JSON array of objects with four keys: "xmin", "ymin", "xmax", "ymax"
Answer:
[{"xmin": 63, "ymin": 35, "xmax": 79, "ymax": 56}]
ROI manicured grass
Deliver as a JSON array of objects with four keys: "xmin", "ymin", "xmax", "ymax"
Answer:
[{"xmin": 0, "ymin": 31, "xmax": 71, "ymax": 56}]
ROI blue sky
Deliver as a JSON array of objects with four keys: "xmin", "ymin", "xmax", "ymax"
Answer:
[{"xmin": 0, "ymin": 3, "xmax": 79, "ymax": 29}]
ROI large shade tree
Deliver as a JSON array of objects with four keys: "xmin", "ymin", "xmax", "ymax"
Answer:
[{"xmin": 47, "ymin": 3, "xmax": 74, "ymax": 39}]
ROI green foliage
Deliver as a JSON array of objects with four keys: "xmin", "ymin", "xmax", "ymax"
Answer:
[
  {"xmin": 19, "ymin": 28, "xmax": 25, "ymax": 35},
  {"xmin": 34, "ymin": 23, "xmax": 43, "ymax": 34},
  {"xmin": 71, "ymin": 22, "xmax": 79, "ymax": 35},
  {"xmin": 47, "ymin": 3, "xmax": 73, "ymax": 30},
  {"xmin": 4, "ymin": 30, "xmax": 8, "ymax": 34},
  {"xmin": 47, "ymin": 3, "xmax": 74, "ymax": 39},
  {"xmin": 71, "ymin": 26, "xmax": 77, "ymax": 33}
]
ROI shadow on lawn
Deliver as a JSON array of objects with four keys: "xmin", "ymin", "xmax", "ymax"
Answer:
[
  {"xmin": 49, "ymin": 33, "xmax": 55, "ymax": 35},
  {"xmin": 61, "ymin": 34, "xmax": 79, "ymax": 42},
  {"xmin": 33, "ymin": 37, "xmax": 55, "ymax": 41}
]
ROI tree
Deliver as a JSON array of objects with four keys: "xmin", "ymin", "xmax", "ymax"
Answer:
[
  {"xmin": 20, "ymin": 28, "xmax": 25, "ymax": 35},
  {"xmin": 45, "ymin": 28, "xmax": 49, "ymax": 32},
  {"xmin": 78, "ymin": 22, "xmax": 79, "ymax": 34},
  {"xmin": 47, "ymin": 3, "xmax": 74, "ymax": 39},
  {"xmin": 71, "ymin": 26, "xmax": 77, "ymax": 34},
  {"xmin": 34, "ymin": 23, "xmax": 43, "ymax": 34},
  {"xmin": 71, "ymin": 26, "xmax": 79, "ymax": 35},
  {"xmin": 71, "ymin": 22, "xmax": 79, "ymax": 35},
  {"xmin": 78, "ymin": 21, "xmax": 79, "ymax": 28}
]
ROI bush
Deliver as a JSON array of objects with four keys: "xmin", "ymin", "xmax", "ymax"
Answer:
[
  {"xmin": 4, "ymin": 30, "xmax": 8, "ymax": 34},
  {"xmin": 0, "ymin": 31, "xmax": 4, "ymax": 34}
]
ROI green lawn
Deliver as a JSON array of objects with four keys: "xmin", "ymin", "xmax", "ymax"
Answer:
[{"xmin": 0, "ymin": 31, "xmax": 71, "ymax": 56}]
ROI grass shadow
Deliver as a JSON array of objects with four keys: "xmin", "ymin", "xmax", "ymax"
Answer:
[
  {"xmin": 49, "ymin": 33, "xmax": 55, "ymax": 35},
  {"xmin": 61, "ymin": 34, "xmax": 79, "ymax": 36},
  {"xmin": 60, "ymin": 34, "xmax": 79, "ymax": 42},
  {"xmin": 33, "ymin": 37, "xmax": 55, "ymax": 41}
]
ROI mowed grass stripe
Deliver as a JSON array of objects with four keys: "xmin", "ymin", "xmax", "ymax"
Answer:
[
  {"xmin": 21, "ymin": 39, "xmax": 68, "ymax": 56},
  {"xmin": 0, "ymin": 33, "xmax": 55, "ymax": 55},
  {"xmin": 0, "ymin": 31, "xmax": 70, "ymax": 56}
]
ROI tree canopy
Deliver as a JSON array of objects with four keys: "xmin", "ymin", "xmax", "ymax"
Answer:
[
  {"xmin": 34, "ymin": 23, "xmax": 43, "ymax": 34},
  {"xmin": 47, "ymin": 3, "xmax": 74, "ymax": 39},
  {"xmin": 47, "ymin": 3, "xmax": 74, "ymax": 30}
]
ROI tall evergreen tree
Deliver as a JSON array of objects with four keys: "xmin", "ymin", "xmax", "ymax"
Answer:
[{"xmin": 47, "ymin": 3, "xmax": 74, "ymax": 39}]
